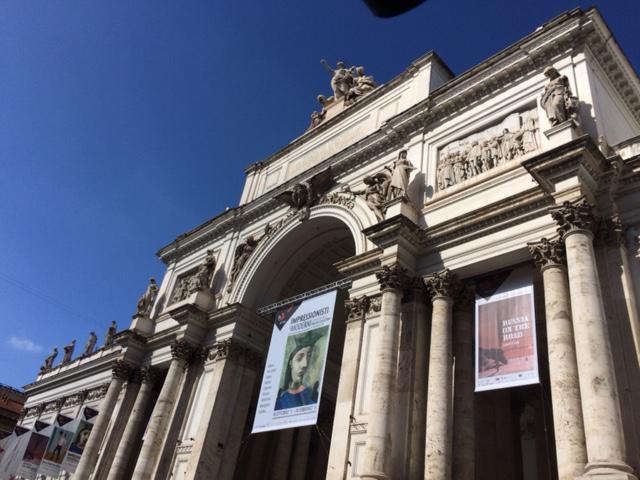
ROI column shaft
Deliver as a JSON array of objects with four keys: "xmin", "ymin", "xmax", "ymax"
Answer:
[
  {"xmin": 131, "ymin": 357, "xmax": 187, "ymax": 480},
  {"xmin": 564, "ymin": 230, "xmax": 633, "ymax": 476},
  {"xmin": 542, "ymin": 265, "xmax": 587, "ymax": 479},
  {"xmin": 424, "ymin": 295, "xmax": 453, "ymax": 480},
  {"xmin": 361, "ymin": 287, "xmax": 402, "ymax": 479},
  {"xmin": 270, "ymin": 429, "xmax": 294, "ymax": 480},
  {"xmin": 409, "ymin": 295, "xmax": 429, "ymax": 480}
]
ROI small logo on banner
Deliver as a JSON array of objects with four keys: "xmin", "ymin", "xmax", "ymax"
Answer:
[{"xmin": 274, "ymin": 302, "xmax": 301, "ymax": 330}]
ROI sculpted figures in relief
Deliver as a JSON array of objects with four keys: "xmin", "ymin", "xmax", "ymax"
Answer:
[
  {"xmin": 136, "ymin": 277, "xmax": 158, "ymax": 317},
  {"xmin": 227, "ymin": 235, "xmax": 260, "ymax": 291},
  {"xmin": 275, "ymin": 167, "xmax": 335, "ymax": 220},
  {"xmin": 104, "ymin": 321, "xmax": 117, "ymax": 347},
  {"xmin": 170, "ymin": 250, "xmax": 217, "ymax": 304},
  {"xmin": 62, "ymin": 340, "xmax": 75, "ymax": 364},
  {"xmin": 41, "ymin": 347, "xmax": 58, "ymax": 371},
  {"xmin": 436, "ymin": 108, "xmax": 539, "ymax": 191},
  {"xmin": 541, "ymin": 66, "xmax": 579, "ymax": 127},
  {"xmin": 83, "ymin": 332, "xmax": 97, "ymax": 356}
]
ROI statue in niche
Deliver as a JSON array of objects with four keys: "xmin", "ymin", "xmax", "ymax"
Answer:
[
  {"xmin": 228, "ymin": 235, "xmax": 260, "ymax": 289},
  {"xmin": 104, "ymin": 321, "xmax": 117, "ymax": 347},
  {"xmin": 321, "ymin": 59, "xmax": 355, "ymax": 101},
  {"xmin": 41, "ymin": 347, "xmax": 58, "ymax": 371},
  {"xmin": 62, "ymin": 340, "xmax": 75, "ymax": 364},
  {"xmin": 541, "ymin": 66, "xmax": 579, "ymax": 126},
  {"xmin": 135, "ymin": 277, "xmax": 158, "ymax": 317},
  {"xmin": 83, "ymin": 332, "xmax": 97, "ymax": 356},
  {"xmin": 187, "ymin": 249, "xmax": 216, "ymax": 294},
  {"xmin": 387, "ymin": 150, "xmax": 416, "ymax": 200}
]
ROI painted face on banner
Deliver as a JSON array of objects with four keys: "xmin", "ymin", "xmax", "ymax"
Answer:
[{"xmin": 290, "ymin": 346, "xmax": 312, "ymax": 384}]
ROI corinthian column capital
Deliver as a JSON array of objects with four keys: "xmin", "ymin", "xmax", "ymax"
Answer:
[
  {"xmin": 550, "ymin": 199, "xmax": 597, "ymax": 239},
  {"xmin": 111, "ymin": 360, "xmax": 134, "ymax": 381},
  {"xmin": 375, "ymin": 264, "xmax": 409, "ymax": 292},
  {"xmin": 170, "ymin": 339, "xmax": 197, "ymax": 363},
  {"xmin": 528, "ymin": 237, "xmax": 566, "ymax": 271},
  {"xmin": 344, "ymin": 295, "xmax": 372, "ymax": 322},
  {"xmin": 424, "ymin": 269, "xmax": 456, "ymax": 301}
]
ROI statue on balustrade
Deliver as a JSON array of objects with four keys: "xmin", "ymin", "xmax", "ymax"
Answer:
[
  {"xmin": 62, "ymin": 340, "xmax": 75, "ymax": 364},
  {"xmin": 41, "ymin": 347, "xmax": 58, "ymax": 371},
  {"xmin": 104, "ymin": 321, "xmax": 117, "ymax": 347},
  {"xmin": 83, "ymin": 332, "xmax": 97, "ymax": 356},
  {"xmin": 135, "ymin": 277, "xmax": 158, "ymax": 317}
]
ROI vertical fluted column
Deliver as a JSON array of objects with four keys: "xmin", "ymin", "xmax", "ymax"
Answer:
[
  {"xmin": 75, "ymin": 360, "xmax": 132, "ymax": 479},
  {"xmin": 551, "ymin": 201, "xmax": 636, "ymax": 478},
  {"xmin": 529, "ymin": 237, "xmax": 587, "ymax": 479},
  {"xmin": 452, "ymin": 283, "xmax": 475, "ymax": 480},
  {"xmin": 106, "ymin": 367, "xmax": 161, "ymax": 480},
  {"xmin": 132, "ymin": 339, "xmax": 195, "ymax": 480},
  {"xmin": 361, "ymin": 264, "xmax": 408, "ymax": 480},
  {"xmin": 424, "ymin": 269, "xmax": 455, "ymax": 480}
]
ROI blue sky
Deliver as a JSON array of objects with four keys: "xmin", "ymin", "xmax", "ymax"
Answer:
[{"xmin": 1, "ymin": 0, "xmax": 639, "ymax": 388}]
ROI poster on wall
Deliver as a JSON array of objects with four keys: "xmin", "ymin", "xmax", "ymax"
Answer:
[
  {"xmin": 252, "ymin": 290, "xmax": 337, "ymax": 433},
  {"xmin": 475, "ymin": 267, "xmax": 539, "ymax": 392},
  {"xmin": 37, "ymin": 414, "xmax": 75, "ymax": 477},
  {"xmin": 15, "ymin": 421, "xmax": 52, "ymax": 480},
  {"xmin": 60, "ymin": 406, "xmax": 99, "ymax": 473},
  {"xmin": 0, "ymin": 426, "xmax": 31, "ymax": 479}
]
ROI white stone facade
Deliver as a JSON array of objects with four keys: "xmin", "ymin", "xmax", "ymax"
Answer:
[{"xmin": 20, "ymin": 7, "xmax": 640, "ymax": 480}]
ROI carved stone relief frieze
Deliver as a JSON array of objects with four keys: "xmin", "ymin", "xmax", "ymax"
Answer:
[
  {"xmin": 436, "ymin": 107, "xmax": 540, "ymax": 191},
  {"xmin": 169, "ymin": 249, "xmax": 217, "ymax": 305}
]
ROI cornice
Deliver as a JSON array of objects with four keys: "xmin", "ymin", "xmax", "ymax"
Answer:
[
  {"xmin": 334, "ymin": 248, "xmax": 382, "ymax": 280},
  {"xmin": 155, "ymin": 8, "xmax": 636, "ymax": 265}
]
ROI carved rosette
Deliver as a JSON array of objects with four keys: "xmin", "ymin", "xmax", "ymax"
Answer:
[
  {"xmin": 528, "ymin": 237, "xmax": 566, "ymax": 271},
  {"xmin": 375, "ymin": 264, "xmax": 409, "ymax": 292},
  {"xmin": 344, "ymin": 296, "xmax": 372, "ymax": 323},
  {"xmin": 171, "ymin": 340, "xmax": 197, "ymax": 364},
  {"xmin": 112, "ymin": 360, "xmax": 133, "ymax": 381},
  {"xmin": 597, "ymin": 215, "xmax": 627, "ymax": 248},
  {"xmin": 424, "ymin": 269, "xmax": 456, "ymax": 300},
  {"xmin": 550, "ymin": 200, "xmax": 597, "ymax": 239},
  {"xmin": 210, "ymin": 339, "xmax": 263, "ymax": 370}
]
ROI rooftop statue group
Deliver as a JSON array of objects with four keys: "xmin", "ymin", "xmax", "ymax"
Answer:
[
  {"xmin": 169, "ymin": 249, "xmax": 216, "ymax": 304},
  {"xmin": 40, "ymin": 321, "xmax": 118, "ymax": 372},
  {"xmin": 309, "ymin": 60, "xmax": 377, "ymax": 129}
]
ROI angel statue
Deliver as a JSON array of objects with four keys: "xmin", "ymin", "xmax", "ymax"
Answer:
[{"xmin": 275, "ymin": 167, "xmax": 335, "ymax": 220}]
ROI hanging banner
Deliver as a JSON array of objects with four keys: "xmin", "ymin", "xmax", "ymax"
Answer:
[
  {"xmin": 37, "ymin": 414, "xmax": 75, "ymax": 477},
  {"xmin": 252, "ymin": 290, "xmax": 337, "ymax": 433},
  {"xmin": 0, "ymin": 426, "xmax": 31, "ymax": 479},
  {"xmin": 475, "ymin": 267, "xmax": 539, "ymax": 392},
  {"xmin": 60, "ymin": 406, "xmax": 98, "ymax": 473},
  {"xmin": 15, "ymin": 421, "xmax": 52, "ymax": 480},
  {"xmin": 0, "ymin": 432, "xmax": 12, "ymax": 466}
]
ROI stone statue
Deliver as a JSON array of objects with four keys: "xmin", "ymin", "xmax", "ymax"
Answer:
[
  {"xmin": 83, "ymin": 332, "xmax": 97, "ymax": 356},
  {"xmin": 387, "ymin": 150, "xmax": 416, "ymax": 200},
  {"xmin": 136, "ymin": 277, "xmax": 158, "ymax": 317},
  {"xmin": 41, "ymin": 347, "xmax": 58, "ymax": 371},
  {"xmin": 62, "ymin": 340, "xmax": 75, "ymax": 364},
  {"xmin": 321, "ymin": 59, "xmax": 355, "ymax": 101},
  {"xmin": 541, "ymin": 66, "xmax": 578, "ymax": 126},
  {"xmin": 275, "ymin": 167, "xmax": 335, "ymax": 219},
  {"xmin": 228, "ymin": 235, "xmax": 260, "ymax": 288},
  {"xmin": 309, "ymin": 95, "xmax": 328, "ymax": 129},
  {"xmin": 187, "ymin": 249, "xmax": 216, "ymax": 294},
  {"xmin": 104, "ymin": 321, "xmax": 117, "ymax": 347},
  {"xmin": 348, "ymin": 170, "xmax": 391, "ymax": 222}
]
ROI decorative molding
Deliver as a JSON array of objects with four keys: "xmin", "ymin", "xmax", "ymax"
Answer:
[
  {"xmin": 86, "ymin": 383, "xmax": 109, "ymax": 401},
  {"xmin": 528, "ymin": 237, "xmax": 566, "ymax": 271},
  {"xmin": 209, "ymin": 339, "xmax": 263, "ymax": 370},
  {"xmin": 344, "ymin": 296, "xmax": 372, "ymax": 323},
  {"xmin": 140, "ymin": 366, "xmax": 162, "ymax": 386},
  {"xmin": 550, "ymin": 199, "xmax": 597, "ymax": 238},
  {"xmin": 62, "ymin": 391, "xmax": 87, "ymax": 408},
  {"xmin": 375, "ymin": 264, "xmax": 409, "ymax": 292},
  {"xmin": 424, "ymin": 269, "xmax": 456, "ymax": 300},
  {"xmin": 171, "ymin": 340, "xmax": 197, "ymax": 363},
  {"xmin": 111, "ymin": 360, "xmax": 134, "ymax": 381}
]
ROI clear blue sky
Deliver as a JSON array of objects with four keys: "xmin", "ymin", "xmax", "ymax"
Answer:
[{"xmin": 1, "ymin": 0, "xmax": 638, "ymax": 388}]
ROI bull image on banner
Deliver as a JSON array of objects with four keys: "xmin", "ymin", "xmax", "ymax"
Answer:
[
  {"xmin": 475, "ymin": 268, "xmax": 539, "ymax": 392},
  {"xmin": 252, "ymin": 290, "xmax": 337, "ymax": 433}
]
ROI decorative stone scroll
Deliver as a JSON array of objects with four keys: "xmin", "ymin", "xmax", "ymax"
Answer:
[
  {"xmin": 169, "ymin": 249, "xmax": 217, "ymax": 305},
  {"xmin": 424, "ymin": 269, "xmax": 456, "ymax": 299},
  {"xmin": 550, "ymin": 200, "xmax": 597, "ymax": 239},
  {"xmin": 436, "ymin": 108, "xmax": 540, "ymax": 191},
  {"xmin": 528, "ymin": 237, "xmax": 566, "ymax": 271},
  {"xmin": 376, "ymin": 264, "xmax": 409, "ymax": 291}
]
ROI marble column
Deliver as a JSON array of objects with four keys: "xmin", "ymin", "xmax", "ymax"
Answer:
[
  {"xmin": 131, "ymin": 340, "xmax": 196, "ymax": 480},
  {"xmin": 424, "ymin": 269, "xmax": 456, "ymax": 480},
  {"xmin": 452, "ymin": 283, "xmax": 475, "ymax": 480},
  {"xmin": 551, "ymin": 201, "xmax": 637, "ymax": 479},
  {"xmin": 106, "ymin": 367, "xmax": 161, "ymax": 480},
  {"xmin": 75, "ymin": 360, "xmax": 132, "ymax": 479},
  {"xmin": 360, "ymin": 264, "xmax": 408, "ymax": 480},
  {"xmin": 528, "ymin": 237, "xmax": 587, "ymax": 479}
]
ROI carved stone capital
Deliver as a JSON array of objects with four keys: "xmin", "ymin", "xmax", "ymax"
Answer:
[
  {"xmin": 424, "ymin": 269, "xmax": 456, "ymax": 300},
  {"xmin": 171, "ymin": 339, "xmax": 197, "ymax": 363},
  {"xmin": 550, "ymin": 200, "xmax": 597, "ymax": 239},
  {"xmin": 210, "ymin": 339, "xmax": 263, "ymax": 370},
  {"xmin": 375, "ymin": 264, "xmax": 409, "ymax": 292},
  {"xmin": 344, "ymin": 295, "xmax": 371, "ymax": 322},
  {"xmin": 139, "ymin": 366, "xmax": 162, "ymax": 385},
  {"xmin": 112, "ymin": 360, "xmax": 133, "ymax": 381},
  {"xmin": 528, "ymin": 237, "xmax": 566, "ymax": 271},
  {"xmin": 597, "ymin": 215, "xmax": 627, "ymax": 248}
]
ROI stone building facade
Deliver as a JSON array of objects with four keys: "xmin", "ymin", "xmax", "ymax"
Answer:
[
  {"xmin": 19, "ymin": 7, "xmax": 640, "ymax": 480},
  {"xmin": 0, "ymin": 384, "xmax": 26, "ymax": 435}
]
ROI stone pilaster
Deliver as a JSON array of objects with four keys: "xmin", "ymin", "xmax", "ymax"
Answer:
[
  {"xmin": 528, "ymin": 237, "xmax": 587, "ymax": 480},
  {"xmin": 131, "ymin": 340, "xmax": 196, "ymax": 480},
  {"xmin": 106, "ymin": 367, "xmax": 161, "ymax": 480},
  {"xmin": 551, "ymin": 201, "xmax": 637, "ymax": 479},
  {"xmin": 424, "ymin": 269, "xmax": 456, "ymax": 480},
  {"xmin": 360, "ymin": 264, "xmax": 408, "ymax": 480},
  {"xmin": 452, "ymin": 283, "xmax": 475, "ymax": 480},
  {"xmin": 75, "ymin": 360, "xmax": 133, "ymax": 479}
]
